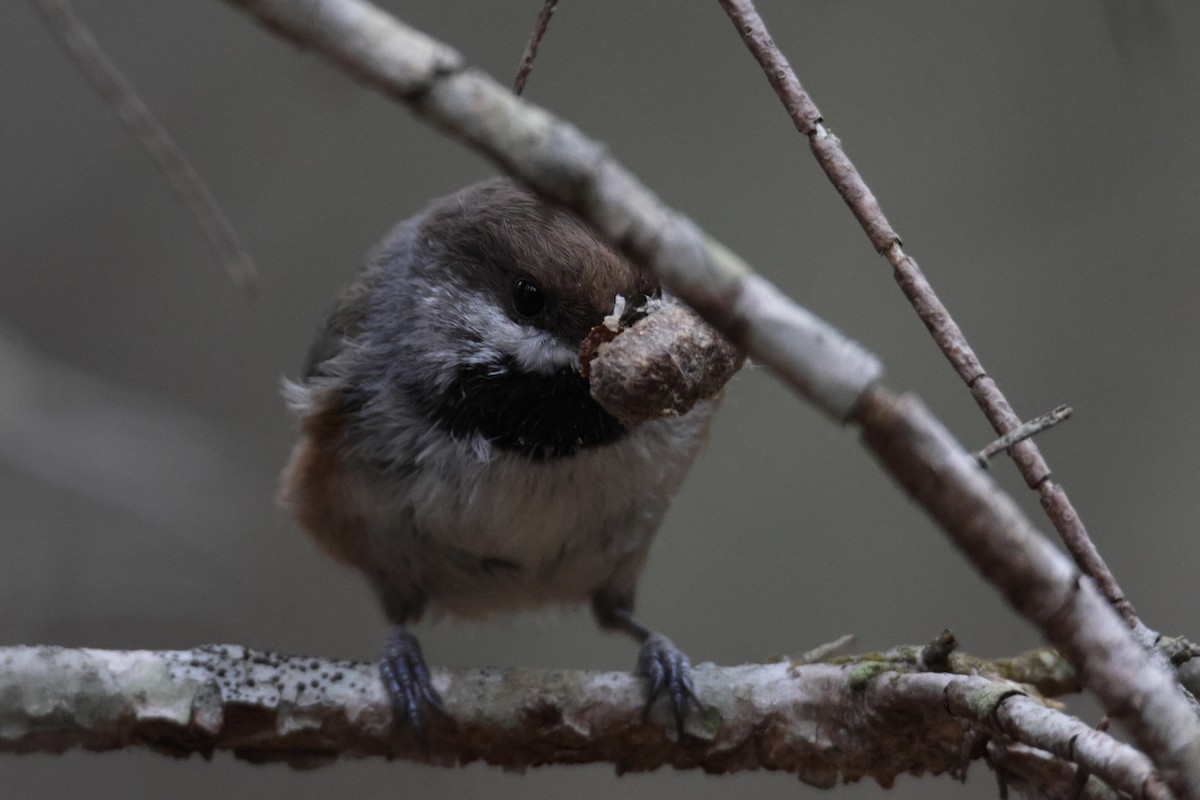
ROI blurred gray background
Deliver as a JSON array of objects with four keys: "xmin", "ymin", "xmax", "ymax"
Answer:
[{"xmin": 3, "ymin": 1, "xmax": 1199, "ymax": 797}]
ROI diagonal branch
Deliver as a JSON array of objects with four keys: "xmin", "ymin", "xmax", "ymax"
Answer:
[
  {"xmin": 213, "ymin": 1, "xmax": 1200, "ymax": 795},
  {"xmin": 0, "ymin": 644, "xmax": 1166, "ymax": 799},
  {"xmin": 714, "ymin": 0, "xmax": 1150, "ymax": 649},
  {"xmin": 29, "ymin": 0, "xmax": 258, "ymax": 294}
]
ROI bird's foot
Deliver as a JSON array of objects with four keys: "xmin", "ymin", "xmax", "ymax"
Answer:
[
  {"xmin": 636, "ymin": 632, "xmax": 700, "ymax": 739},
  {"xmin": 379, "ymin": 627, "xmax": 449, "ymax": 739}
]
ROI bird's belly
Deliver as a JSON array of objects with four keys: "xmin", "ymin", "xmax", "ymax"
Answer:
[
  {"xmin": 406, "ymin": 454, "xmax": 656, "ymax": 615},
  {"xmin": 360, "ymin": 409, "xmax": 712, "ymax": 619}
]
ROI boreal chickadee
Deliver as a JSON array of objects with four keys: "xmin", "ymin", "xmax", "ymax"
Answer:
[{"xmin": 281, "ymin": 177, "xmax": 715, "ymax": 735}]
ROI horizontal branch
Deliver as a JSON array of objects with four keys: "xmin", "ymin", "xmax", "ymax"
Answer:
[{"xmin": 0, "ymin": 644, "xmax": 1162, "ymax": 798}]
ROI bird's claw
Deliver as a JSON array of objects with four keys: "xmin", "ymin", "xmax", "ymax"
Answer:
[
  {"xmin": 380, "ymin": 627, "xmax": 449, "ymax": 740},
  {"xmin": 636, "ymin": 632, "xmax": 699, "ymax": 738}
]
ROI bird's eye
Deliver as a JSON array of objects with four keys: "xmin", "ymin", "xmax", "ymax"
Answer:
[{"xmin": 511, "ymin": 278, "xmax": 545, "ymax": 317}]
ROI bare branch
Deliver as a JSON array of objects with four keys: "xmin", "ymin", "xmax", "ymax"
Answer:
[
  {"xmin": 714, "ymin": 0, "xmax": 1143, "ymax": 641},
  {"xmin": 513, "ymin": 0, "xmax": 559, "ymax": 96},
  {"xmin": 0, "ymin": 644, "xmax": 1163, "ymax": 798},
  {"xmin": 29, "ymin": 0, "xmax": 257, "ymax": 293},
  {"xmin": 211, "ymin": 1, "xmax": 1200, "ymax": 795}
]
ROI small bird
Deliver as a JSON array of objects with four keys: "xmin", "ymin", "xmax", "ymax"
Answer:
[{"xmin": 281, "ymin": 177, "xmax": 715, "ymax": 735}]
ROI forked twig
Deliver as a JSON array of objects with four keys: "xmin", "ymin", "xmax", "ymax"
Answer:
[{"xmin": 29, "ymin": 0, "xmax": 257, "ymax": 294}]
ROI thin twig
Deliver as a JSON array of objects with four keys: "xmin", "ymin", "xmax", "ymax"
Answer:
[
  {"xmin": 976, "ymin": 405, "xmax": 1073, "ymax": 467},
  {"xmin": 792, "ymin": 634, "xmax": 856, "ymax": 665},
  {"xmin": 513, "ymin": 0, "xmax": 559, "ymax": 96},
  {"xmin": 29, "ymin": 0, "xmax": 257, "ymax": 294},
  {"xmin": 0, "ymin": 644, "xmax": 1168, "ymax": 799},
  {"xmin": 714, "ymin": 0, "xmax": 1144, "ymax": 637}
]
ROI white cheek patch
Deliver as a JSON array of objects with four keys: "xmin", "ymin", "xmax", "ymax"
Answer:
[
  {"xmin": 508, "ymin": 329, "xmax": 578, "ymax": 374},
  {"xmin": 457, "ymin": 293, "xmax": 579, "ymax": 375}
]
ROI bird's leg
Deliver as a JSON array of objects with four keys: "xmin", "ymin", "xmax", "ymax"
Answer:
[{"xmin": 594, "ymin": 601, "xmax": 699, "ymax": 738}]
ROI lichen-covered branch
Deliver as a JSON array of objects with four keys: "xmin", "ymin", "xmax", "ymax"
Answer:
[{"xmin": 0, "ymin": 644, "xmax": 1161, "ymax": 798}]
